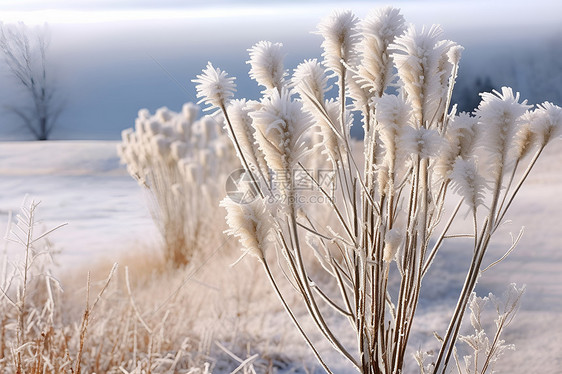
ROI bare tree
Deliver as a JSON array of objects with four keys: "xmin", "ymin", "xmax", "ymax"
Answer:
[{"xmin": 0, "ymin": 22, "xmax": 62, "ymax": 140}]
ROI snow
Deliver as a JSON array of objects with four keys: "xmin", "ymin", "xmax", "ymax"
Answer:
[{"xmin": 0, "ymin": 141, "xmax": 159, "ymax": 267}]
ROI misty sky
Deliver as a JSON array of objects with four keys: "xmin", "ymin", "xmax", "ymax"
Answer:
[{"xmin": 0, "ymin": 0, "xmax": 561, "ymax": 140}]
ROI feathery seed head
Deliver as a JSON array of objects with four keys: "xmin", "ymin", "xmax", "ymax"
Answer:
[
  {"xmin": 138, "ymin": 108, "xmax": 151, "ymax": 120},
  {"xmin": 182, "ymin": 102, "xmax": 199, "ymax": 123},
  {"xmin": 317, "ymin": 98, "xmax": 350, "ymax": 165},
  {"xmin": 374, "ymin": 94, "xmax": 413, "ymax": 129},
  {"xmin": 391, "ymin": 24, "xmax": 449, "ymax": 126},
  {"xmin": 398, "ymin": 126, "xmax": 443, "ymax": 160},
  {"xmin": 221, "ymin": 197, "xmax": 271, "ymax": 261},
  {"xmin": 156, "ymin": 107, "xmax": 173, "ymax": 123},
  {"xmin": 435, "ymin": 112, "xmax": 478, "ymax": 180},
  {"xmin": 170, "ymin": 141, "xmax": 188, "ymax": 161},
  {"xmin": 356, "ymin": 6, "xmax": 406, "ymax": 96},
  {"xmin": 531, "ymin": 101, "xmax": 562, "ymax": 146},
  {"xmin": 375, "ymin": 94, "xmax": 413, "ymax": 161},
  {"xmin": 250, "ymin": 89, "xmax": 312, "ymax": 172},
  {"xmin": 247, "ymin": 41, "xmax": 286, "ymax": 93},
  {"xmin": 152, "ymin": 134, "xmax": 172, "ymax": 161},
  {"xmin": 476, "ymin": 87, "xmax": 531, "ymax": 172},
  {"xmin": 292, "ymin": 59, "xmax": 331, "ymax": 104},
  {"xmin": 510, "ymin": 115, "xmax": 536, "ymax": 161},
  {"xmin": 448, "ymin": 112, "xmax": 478, "ymax": 159},
  {"xmin": 450, "ymin": 157, "xmax": 488, "ymax": 212},
  {"xmin": 316, "ymin": 10, "xmax": 360, "ymax": 76},
  {"xmin": 226, "ymin": 99, "xmax": 268, "ymax": 174},
  {"xmin": 193, "ymin": 62, "xmax": 236, "ymax": 111}
]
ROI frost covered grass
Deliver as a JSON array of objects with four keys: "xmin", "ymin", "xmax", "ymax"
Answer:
[
  {"xmin": 118, "ymin": 105, "xmax": 237, "ymax": 266},
  {"xmin": 195, "ymin": 6, "xmax": 562, "ymax": 374},
  {"xmin": 0, "ymin": 200, "xmax": 315, "ymax": 373}
]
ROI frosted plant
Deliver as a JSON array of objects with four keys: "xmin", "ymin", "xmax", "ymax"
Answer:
[
  {"xmin": 193, "ymin": 63, "xmax": 236, "ymax": 111},
  {"xmin": 453, "ymin": 284, "xmax": 524, "ymax": 374},
  {"xmin": 247, "ymin": 41, "xmax": 286, "ymax": 93},
  {"xmin": 194, "ymin": 6, "xmax": 562, "ymax": 374},
  {"xmin": 355, "ymin": 7, "xmax": 406, "ymax": 98},
  {"xmin": 119, "ymin": 104, "xmax": 237, "ymax": 266}
]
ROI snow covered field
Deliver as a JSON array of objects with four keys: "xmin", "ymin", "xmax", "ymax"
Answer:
[
  {"xmin": 0, "ymin": 141, "xmax": 159, "ymax": 266},
  {"xmin": 0, "ymin": 140, "xmax": 560, "ymax": 372}
]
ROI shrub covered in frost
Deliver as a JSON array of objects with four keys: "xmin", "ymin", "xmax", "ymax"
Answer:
[
  {"xmin": 195, "ymin": 6, "xmax": 562, "ymax": 374},
  {"xmin": 119, "ymin": 104, "xmax": 237, "ymax": 266}
]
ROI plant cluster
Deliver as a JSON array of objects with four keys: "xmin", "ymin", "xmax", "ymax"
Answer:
[
  {"xmin": 119, "ymin": 104, "xmax": 237, "ymax": 266},
  {"xmin": 194, "ymin": 6, "xmax": 562, "ymax": 373}
]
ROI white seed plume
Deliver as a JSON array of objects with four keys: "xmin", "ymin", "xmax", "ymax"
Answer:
[
  {"xmin": 226, "ymin": 99, "xmax": 268, "ymax": 175},
  {"xmin": 250, "ymin": 89, "xmax": 312, "ymax": 173},
  {"xmin": 475, "ymin": 87, "xmax": 531, "ymax": 176},
  {"xmin": 182, "ymin": 102, "xmax": 200, "ymax": 123},
  {"xmin": 391, "ymin": 25, "xmax": 450, "ymax": 127},
  {"xmin": 247, "ymin": 41, "xmax": 286, "ymax": 93},
  {"xmin": 531, "ymin": 101, "xmax": 562, "ymax": 147},
  {"xmin": 221, "ymin": 197, "xmax": 271, "ymax": 261},
  {"xmin": 435, "ymin": 112, "xmax": 478, "ymax": 180},
  {"xmin": 193, "ymin": 62, "xmax": 236, "ymax": 111},
  {"xmin": 292, "ymin": 58, "xmax": 331, "ymax": 105},
  {"xmin": 356, "ymin": 6, "xmax": 406, "ymax": 97},
  {"xmin": 398, "ymin": 126, "xmax": 443, "ymax": 160},
  {"xmin": 450, "ymin": 158, "xmax": 487, "ymax": 212},
  {"xmin": 316, "ymin": 10, "xmax": 359, "ymax": 77},
  {"xmin": 375, "ymin": 94, "xmax": 413, "ymax": 162},
  {"xmin": 510, "ymin": 118, "xmax": 536, "ymax": 161}
]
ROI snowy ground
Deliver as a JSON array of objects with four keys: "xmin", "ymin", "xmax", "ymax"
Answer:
[
  {"xmin": 0, "ymin": 141, "xmax": 159, "ymax": 267},
  {"xmin": 0, "ymin": 140, "xmax": 560, "ymax": 372}
]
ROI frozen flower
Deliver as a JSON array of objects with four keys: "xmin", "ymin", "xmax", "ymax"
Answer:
[
  {"xmin": 182, "ymin": 102, "xmax": 199, "ymax": 123},
  {"xmin": 375, "ymin": 94, "xmax": 413, "ymax": 162},
  {"xmin": 510, "ymin": 118, "xmax": 536, "ymax": 161},
  {"xmin": 170, "ymin": 140, "xmax": 188, "ymax": 161},
  {"xmin": 316, "ymin": 10, "xmax": 359, "ymax": 77},
  {"xmin": 531, "ymin": 101, "xmax": 562, "ymax": 147},
  {"xmin": 247, "ymin": 41, "xmax": 286, "ymax": 93},
  {"xmin": 317, "ymin": 98, "xmax": 351, "ymax": 165},
  {"xmin": 435, "ymin": 112, "xmax": 478, "ymax": 180},
  {"xmin": 391, "ymin": 25, "xmax": 458, "ymax": 127},
  {"xmin": 347, "ymin": 69, "xmax": 371, "ymax": 111},
  {"xmin": 250, "ymin": 88, "xmax": 312, "ymax": 173},
  {"xmin": 226, "ymin": 99, "xmax": 268, "ymax": 175},
  {"xmin": 476, "ymin": 87, "xmax": 531, "ymax": 176},
  {"xmin": 450, "ymin": 158, "xmax": 488, "ymax": 212},
  {"xmin": 151, "ymin": 134, "xmax": 171, "ymax": 161},
  {"xmin": 156, "ymin": 107, "xmax": 173, "ymax": 123},
  {"xmin": 193, "ymin": 62, "xmax": 236, "ymax": 111},
  {"xmin": 221, "ymin": 197, "xmax": 271, "ymax": 261},
  {"xmin": 398, "ymin": 126, "xmax": 443, "ymax": 160},
  {"xmin": 292, "ymin": 58, "xmax": 331, "ymax": 104},
  {"xmin": 356, "ymin": 6, "xmax": 406, "ymax": 97}
]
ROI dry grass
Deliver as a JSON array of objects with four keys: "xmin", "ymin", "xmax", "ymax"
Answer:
[{"xmin": 0, "ymin": 202, "xmax": 318, "ymax": 373}]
